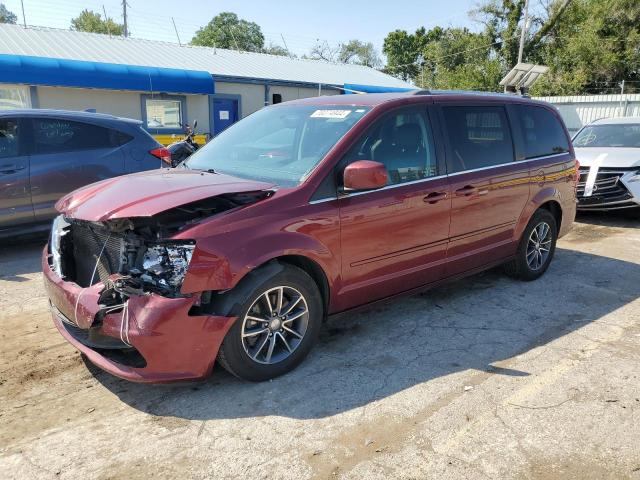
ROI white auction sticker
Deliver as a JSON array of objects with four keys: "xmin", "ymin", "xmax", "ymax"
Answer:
[
  {"xmin": 583, "ymin": 153, "xmax": 607, "ymax": 197},
  {"xmin": 310, "ymin": 109, "xmax": 352, "ymax": 119}
]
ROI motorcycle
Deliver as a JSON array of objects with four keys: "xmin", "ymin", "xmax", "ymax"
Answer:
[{"xmin": 167, "ymin": 120, "xmax": 201, "ymax": 167}]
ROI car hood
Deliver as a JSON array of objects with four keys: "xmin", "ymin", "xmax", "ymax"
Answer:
[
  {"xmin": 574, "ymin": 147, "xmax": 640, "ymax": 168},
  {"xmin": 56, "ymin": 168, "xmax": 276, "ymax": 221}
]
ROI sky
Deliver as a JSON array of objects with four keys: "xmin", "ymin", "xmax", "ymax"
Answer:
[{"xmin": 3, "ymin": 0, "xmax": 479, "ymax": 57}]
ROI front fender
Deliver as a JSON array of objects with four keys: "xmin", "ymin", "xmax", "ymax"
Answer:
[{"xmin": 181, "ymin": 230, "xmax": 338, "ymax": 295}]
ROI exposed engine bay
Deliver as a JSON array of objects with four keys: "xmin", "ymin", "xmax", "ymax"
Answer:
[{"xmin": 49, "ymin": 191, "xmax": 272, "ymax": 300}]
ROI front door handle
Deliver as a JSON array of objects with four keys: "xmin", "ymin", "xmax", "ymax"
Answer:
[{"xmin": 423, "ymin": 191, "xmax": 448, "ymax": 204}]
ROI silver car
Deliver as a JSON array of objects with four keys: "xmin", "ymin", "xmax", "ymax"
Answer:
[{"xmin": 573, "ymin": 117, "xmax": 640, "ymax": 212}]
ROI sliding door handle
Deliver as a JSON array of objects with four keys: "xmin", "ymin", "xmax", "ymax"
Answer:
[{"xmin": 454, "ymin": 185, "xmax": 477, "ymax": 196}]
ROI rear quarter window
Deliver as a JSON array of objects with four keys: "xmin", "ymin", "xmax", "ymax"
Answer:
[
  {"xmin": 33, "ymin": 118, "xmax": 114, "ymax": 154},
  {"xmin": 514, "ymin": 105, "xmax": 569, "ymax": 159}
]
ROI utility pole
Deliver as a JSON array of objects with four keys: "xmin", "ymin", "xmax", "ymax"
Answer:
[
  {"xmin": 517, "ymin": 0, "xmax": 530, "ymax": 64},
  {"xmin": 172, "ymin": 17, "xmax": 181, "ymax": 46},
  {"xmin": 122, "ymin": 0, "xmax": 129, "ymax": 38},
  {"xmin": 20, "ymin": 0, "xmax": 26, "ymax": 28}
]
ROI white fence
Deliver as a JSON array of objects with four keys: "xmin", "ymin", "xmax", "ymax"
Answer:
[{"xmin": 533, "ymin": 94, "xmax": 640, "ymax": 135}]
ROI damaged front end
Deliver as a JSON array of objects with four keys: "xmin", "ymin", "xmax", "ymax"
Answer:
[
  {"xmin": 45, "ymin": 191, "xmax": 269, "ymax": 381},
  {"xmin": 49, "ymin": 191, "xmax": 270, "ymax": 298}
]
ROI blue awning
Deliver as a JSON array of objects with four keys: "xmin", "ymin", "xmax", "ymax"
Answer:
[
  {"xmin": 0, "ymin": 54, "xmax": 215, "ymax": 94},
  {"xmin": 343, "ymin": 83, "xmax": 415, "ymax": 94}
]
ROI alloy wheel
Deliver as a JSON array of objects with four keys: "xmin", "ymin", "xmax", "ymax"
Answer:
[
  {"xmin": 240, "ymin": 286, "xmax": 309, "ymax": 365},
  {"xmin": 526, "ymin": 221, "xmax": 552, "ymax": 271}
]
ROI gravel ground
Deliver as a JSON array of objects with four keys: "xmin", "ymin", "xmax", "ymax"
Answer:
[{"xmin": 1, "ymin": 213, "xmax": 639, "ymax": 480}]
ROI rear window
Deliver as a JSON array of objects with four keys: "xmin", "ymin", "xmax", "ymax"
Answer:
[
  {"xmin": 514, "ymin": 105, "xmax": 569, "ymax": 159},
  {"xmin": 573, "ymin": 124, "xmax": 640, "ymax": 148},
  {"xmin": 33, "ymin": 118, "xmax": 115, "ymax": 154},
  {"xmin": 442, "ymin": 106, "xmax": 514, "ymax": 172}
]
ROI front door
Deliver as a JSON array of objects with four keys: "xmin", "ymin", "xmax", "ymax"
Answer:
[
  {"xmin": 439, "ymin": 104, "xmax": 529, "ymax": 275},
  {"xmin": 0, "ymin": 117, "xmax": 33, "ymax": 230},
  {"xmin": 337, "ymin": 106, "xmax": 451, "ymax": 310},
  {"xmin": 212, "ymin": 97, "xmax": 239, "ymax": 135}
]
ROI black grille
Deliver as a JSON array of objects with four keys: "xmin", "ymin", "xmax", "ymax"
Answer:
[
  {"xmin": 577, "ymin": 168, "xmax": 633, "ymax": 208},
  {"xmin": 70, "ymin": 222, "xmax": 124, "ymax": 287}
]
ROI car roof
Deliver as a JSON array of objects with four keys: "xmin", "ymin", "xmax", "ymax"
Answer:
[
  {"xmin": 280, "ymin": 90, "xmax": 548, "ymax": 108},
  {"xmin": 590, "ymin": 116, "xmax": 640, "ymax": 125},
  {"xmin": 0, "ymin": 108, "xmax": 142, "ymax": 125}
]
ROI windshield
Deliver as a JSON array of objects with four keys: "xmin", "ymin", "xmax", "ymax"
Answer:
[
  {"xmin": 186, "ymin": 105, "xmax": 371, "ymax": 186},
  {"xmin": 573, "ymin": 124, "xmax": 640, "ymax": 148}
]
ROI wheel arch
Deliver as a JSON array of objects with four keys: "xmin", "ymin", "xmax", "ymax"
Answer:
[
  {"xmin": 538, "ymin": 200, "xmax": 562, "ymax": 231},
  {"xmin": 195, "ymin": 254, "xmax": 331, "ymax": 319}
]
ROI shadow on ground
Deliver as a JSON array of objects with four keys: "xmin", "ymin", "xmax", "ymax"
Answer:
[
  {"xmin": 89, "ymin": 246, "xmax": 639, "ymax": 420},
  {"xmin": 0, "ymin": 234, "xmax": 48, "ymax": 282},
  {"xmin": 576, "ymin": 210, "xmax": 639, "ymax": 229}
]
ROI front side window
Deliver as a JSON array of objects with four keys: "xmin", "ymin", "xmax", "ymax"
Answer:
[
  {"xmin": 573, "ymin": 124, "xmax": 640, "ymax": 148},
  {"xmin": 0, "ymin": 118, "xmax": 19, "ymax": 158},
  {"xmin": 186, "ymin": 105, "xmax": 370, "ymax": 187},
  {"xmin": 342, "ymin": 108, "xmax": 438, "ymax": 185},
  {"xmin": 33, "ymin": 119, "xmax": 113, "ymax": 154},
  {"xmin": 145, "ymin": 99, "xmax": 182, "ymax": 130},
  {"xmin": 515, "ymin": 105, "xmax": 569, "ymax": 158},
  {"xmin": 442, "ymin": 105, "xmax": 514, "ymax": 172}
]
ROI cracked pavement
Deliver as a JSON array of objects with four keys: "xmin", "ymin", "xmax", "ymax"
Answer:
[{"xmin": 1, "ymin": 213, "xmax": 639, "ymax": 479}]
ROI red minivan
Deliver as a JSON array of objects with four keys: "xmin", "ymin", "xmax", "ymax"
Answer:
[{"xmin": 43, "ymin": 91, "xmax": 577, "ymax": 382}]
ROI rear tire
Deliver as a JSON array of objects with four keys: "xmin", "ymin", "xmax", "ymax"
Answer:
[
  {"xmin": 504, "ymin": 209, "xmax": 558, "ymax": 281},
  {"xmin": 216, "ymin": 264, "xmax": 323, "ymax": 382}
]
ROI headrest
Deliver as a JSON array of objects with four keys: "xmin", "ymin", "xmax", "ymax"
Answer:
[{"xmin": 394, "ymin": 123, "xmax": 422, "ymax": 148}]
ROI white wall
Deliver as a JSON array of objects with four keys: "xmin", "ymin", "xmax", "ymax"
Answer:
[
  {"xmin": 37, "ymin": 86, "xmax": 142, "ymax": 120},
  {"xmin": 534, "ymin": 94, "xmax": 640, "ymax": 134},
  {"xmin": 214, "ymin": 82, "xmax": 264, "ymax": 117},
  {"xmin": 215, "ymin": 81, "xmax": 340, "ymax": 118},
  {"xmin": 269, "ymin": 85, "xmax": 339, "ymax": 105},
  {"xmin": 36, "ymin": 86, "xmax": 211, "ymax": 133},
  {"xmin": 185, "ymin": 95, "xmax": 210, "ymax": 133}
]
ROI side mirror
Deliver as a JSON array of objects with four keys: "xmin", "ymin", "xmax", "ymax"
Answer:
[
  {"xmin": 193, "ymin": 120, "xmax": 198, "ymax": 130},
  {"xmin": 343, "ymin": 160, "xmax": 388, "ymax": 192}
]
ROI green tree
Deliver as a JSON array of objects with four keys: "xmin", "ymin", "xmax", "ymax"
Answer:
[
  {"xmin": 530, "ymin": 0, "xmax": 640, "ymax": 95},
  {"xmin": 192, "ymin": 12, "xmax": 264, "ymax": 52},
  {"xmin": 338, "ymin": 39, "xmax": 381, "ymax": 68},
  {"xmin": 70, "ymin": 9, "xmax": 124, "ymax": 35},
  {"xmin": 421, "ymin": 28, "xmax": 503, "ymax": 91},
  {"xmin": 383, "ymin": 30, "xmax": 421, "ymax": 80},
  {"xmin": 0, "ymin": 3, "xmax": 17, "ymax": 24}
]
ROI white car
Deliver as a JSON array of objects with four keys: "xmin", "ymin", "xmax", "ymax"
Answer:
[{"xmin": 573, "ymin": 117, "xmax": 640, "ymax": 212}]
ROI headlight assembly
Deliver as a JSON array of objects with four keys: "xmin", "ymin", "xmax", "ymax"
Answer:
[{"xmin": 140, "ymin": 242, "xmax": 195, "ymax": 291}]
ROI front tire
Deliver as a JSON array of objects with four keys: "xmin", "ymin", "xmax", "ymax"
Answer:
[
  {"xmin": 216, "ymin": 264, "xmax": 323, "ymax": 381},
  {"xmin": 504, "ymin": 209, "xmax": 558, "ymax": 281}
]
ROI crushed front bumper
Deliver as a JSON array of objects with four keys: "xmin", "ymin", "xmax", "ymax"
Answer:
[{"xmin": 43, "ymin": 247, "xmax": 236, "ymax": 383}]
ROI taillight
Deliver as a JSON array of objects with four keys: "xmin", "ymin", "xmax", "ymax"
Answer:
[
  {"xmin": 150, "ymin": 147, "xmax": 172, "ymax": 166},
  {"xmin": 574, "ymin": 159, "xmax": 580, "ymax": 183}
]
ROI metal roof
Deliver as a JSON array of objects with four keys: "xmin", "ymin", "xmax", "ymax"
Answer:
[{"xmin": 0, "ymin": 24, "xmax": 411, "ymax": 89}]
